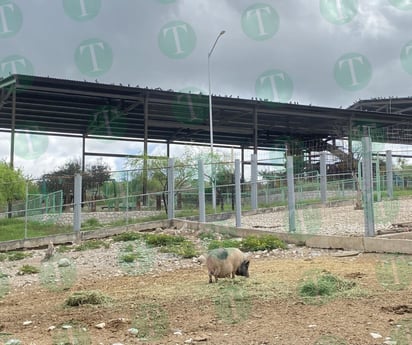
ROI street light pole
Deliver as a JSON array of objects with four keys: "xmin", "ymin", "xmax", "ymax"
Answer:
[{"xmin": 208, "ymin": 30, "xmax": 225, "ymax": 213}]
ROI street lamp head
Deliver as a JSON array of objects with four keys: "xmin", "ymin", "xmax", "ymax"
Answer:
[{"xmin": 220, "ymin": 30, "xmax": 226, "ymax": 36}]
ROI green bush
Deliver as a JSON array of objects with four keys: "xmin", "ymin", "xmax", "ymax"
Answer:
[
  {"xmin": 112, "ymin": 232, "xmax": 142, "ymax": 242},
  {"xmin": 65, "ymin": 290, "xmax": 111, "ymax": 307},
  {"xmin": 160, "ymin": 241, "xmax": 198, "ymax": 258},
  {"xmin": 143, "ymin": 233, "xmax": 186, "ymax": 247},
  {"xmin": 7, "ymin": 251, "xmax": 30, "ymax": 261},
  {"xmin": 74, "ymin": 240, "xmax": 110, "ymax": 251},
  {"xmin": 82, "ymin": 218, "xmax": 101, "ymax": 228},
  {"xmin": 240, "ymin": 235, "xmax": 286, "ymax": 252},
  {"xmin": 120, "ymin": 253, "xmax": 138, "ymax": 263},
  {"xmin": 208, "ymin": 239, "xmax": 241, "ymax": 250},
  {"xmin": 18, "ymin": 264, "xmax": 40, "ymax": 275}
]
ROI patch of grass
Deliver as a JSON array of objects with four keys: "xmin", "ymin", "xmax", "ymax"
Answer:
[
  {"xmin": 0, "ymin": 253, "xmax": 7, "ymax": 262},
  {"xmin": 65, "ymin": 290, "xmax": 111, "ymax": 307},
  {"xmin": 82, "ymin": 217, "xmax": 101, "ymax": 229},
  {"xmin": 7, "ymin": 251, "xmax": 31, "ymax": 261},
  {"xmin": 198, "ymin": 231, "xmax": 217, "ymax": 241},
  {"xmin": 299, "ymin": 272, "xmax": 356, "ymax": 300},
  {"xmin": 56, "ymin": 245, "xmax": 72, "ymax": 253},
  {"xmin": 0, "ymin": 218, "xmax": 72, "ymax": 242},
  {"xmin": 18, "ymin": 264, "xmax": 40, "ymax": 275},
  {"xmin": 207, "ymin": 235, "xmax": 286, "ymax": 252},
  {"xmin": 240, "ymin": 235, "xmax": 286, "ymax": 252},
  {"xmin": 74, "ymin": 239, "xmax": 110, "ymax": 251},
  {"xmin": 143, "ymin": 233, "xmax": 186, "ymax": 247},
  {"xmin": 112, "ymin": 232, "xmax": 142, "ymax": 242},
  {"xmin": 208, "ymin": 239, "xmax": 241, "ymax": 250},
  {"xmin": 120, "ymin": 253, "xmax": 138, "ymax": 263},
  {"xmin": 159, "ymin": 241, "xmax": 198, "ymax": 258}
]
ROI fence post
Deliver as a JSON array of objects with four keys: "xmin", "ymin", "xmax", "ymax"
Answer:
[
  {"xmin": 251, "ymin": 154, "xmax": 258, "ymax": 211},
  {"xmin": 361, "ymin": 136, "xmax": 375, "ymax": 237},
  {"xmin": 286, "ymin": 156, "xmax": 296, "ymax": 232},
  {"xmin": 198, "ymin": 160, "xmax": 206, "ymax": 222},
  {"xmin": 386, "ymin": 150, "xmax": 393, "ymax": 199},
  {"xmin": 167, "ymin": 158, "xmax": 175, "ymax": 220},
  {"xmin": 73, "ymin": 173, "xmax": 82, "ymax": 232},
  {"xmin": 235, "ymin": 159, "xmax": 241, "ymax": 227},
  {"xmin": 24, "ymin": 182, "xmax": 28, "ymax": 239},
  {"xmin": 320, "ymin": 152, "xmax": 327, "ymax": 204},
  {"xmin": 375, "ymin": 157, "xmax": 381, "ymax": 202}
]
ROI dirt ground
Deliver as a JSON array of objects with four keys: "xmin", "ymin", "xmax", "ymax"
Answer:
[{"xmin": 1, "ymin": 243, "xmax": 412, "ymax": 345}]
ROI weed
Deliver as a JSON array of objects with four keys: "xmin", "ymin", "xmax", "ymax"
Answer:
[
  {"xmin": 208, "ymin": 239, "xmax": 241, "ymax": 250},
  {"xmin": 240, "ymin": 235, "xmax": 286, "ymax": 251},
  {"xmin": 74, "ymin": 240, "xmax": 110, "ymax": 251},
  {"xmin": 7, "ymin": 251, "xmax": 30, "ymax": 261},
  {"xmin": 299, "ymin": 272, "xmax": 356, "ymax": 300},
  {"xmin": 65, "ymin": 290, "xmax": 111, "ymax": 307},
  {"xmin": 159, "ymin": 241, "xmax": 198, "ymax": 258},
  {"xmin": 56, "ymin": 245, "xmax": 72, "ymax": 253},
  {"xmin": 112, "ymin": 232, "xmax": 142, "ymax": 242},
  {"xmin": 120, "ymin": 253, "xmax": 138, "ymax": 263},
  {"xmin": 143, "ymin": 233, "xmax": 186, "ymax": 247},
  {"xmin": 82, "ymin": 218, "xmax": 101, "ymax": 228},
  {"xmin": 18, "ymin": 264, "xmax": 40, "ymax": 275}
]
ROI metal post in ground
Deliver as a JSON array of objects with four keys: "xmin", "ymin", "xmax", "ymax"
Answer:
[
  {"xmin": 361, "ymin": 136, "xmax": 375, "ymax": 237},
  {"xmin": 286, "ymin": 156, "xmax": 296, "ymax": 232},
  {"xmin": 198, "ymin": 160, "xmax": 206, "ymax": 222},
  {"xmin": 320, "ymin": 151, "xmax": 327, "ymax": 204},
  {"xmin": 167, "ymin": 158, "xmax": 175, "ymax": 220},
  {"xmin": 73, "ymin": 173, "xmax": 82, "ymax": 232},
  {"xmin": 386, "ymin": 150, "xmax": 393, "ymax": 199},
  {"xmin": 235, "ymin": 159, "xmax": 241, "ymax": 227},
  {"xmin": 251, "ymin": 153, "xmax": 258, "ymax": 211}
]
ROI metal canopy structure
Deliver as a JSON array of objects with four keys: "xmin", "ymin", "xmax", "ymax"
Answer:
[{"xmin": 1, "ymin": 74, "xmax": 412, "ymax": 168}]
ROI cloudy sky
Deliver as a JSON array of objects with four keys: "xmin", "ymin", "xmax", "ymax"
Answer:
[{"xmin": 1, "ymin": 0, "xmax": 412, "ymax": 178}]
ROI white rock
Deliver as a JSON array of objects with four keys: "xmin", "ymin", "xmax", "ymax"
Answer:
[
  {"xmin": 383, "ymin": 341, "xmax": 397, "ymax": 345},
  {"xmin": 61, "ymin": 324, "xmax": 72, "ymax": 329},
  {"xmin": 23, "ymin": 320, "xmax": 33, "ymax": 326},
  {"xmin": 47, "ymin": 326, "xmax": 56, "ymax": 331},
  {"xmin": 95, "ymin": 322, "xmax": 106, "ymax": 329},
  {"xmin": 128, "ymin": 327, "xmax": 139, "ymax": 335},
  {"xmin": 5, "ymin": 340, "xmax": 22, "ymax": 345},
  {"xmin": 370, "ymin": 332, "xmax": 382, "ymax": 339},
  {"xmin": 184, "ymin": 339, "xmax": 193, "ymax": 344},
  {"xmin": 58, "ymin": 258, "xmax": 71, "ymax": 267}
]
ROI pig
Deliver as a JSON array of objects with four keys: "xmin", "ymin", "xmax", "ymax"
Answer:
[{"xmin": 205, "ymin": 247, "xmax": 250, "ymax": 283}]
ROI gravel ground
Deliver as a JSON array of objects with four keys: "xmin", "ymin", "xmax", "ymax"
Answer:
[{"xmin": 216, "ymin": 198, "xmax": 412, "ymax": 236}]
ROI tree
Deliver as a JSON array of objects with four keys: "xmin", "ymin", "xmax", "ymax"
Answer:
[
  {"xmin": 39, "ymin": 159, "xmax": 111, "ymax": 211},
  {"xmin": 0, "ymin": 162, "xmax": 26, "ymax": 218}
]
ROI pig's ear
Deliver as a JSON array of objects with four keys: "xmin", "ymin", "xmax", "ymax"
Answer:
[{"xmin": 244, "ymin": 259, "xmax": 250, "ymax": 267}]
